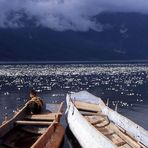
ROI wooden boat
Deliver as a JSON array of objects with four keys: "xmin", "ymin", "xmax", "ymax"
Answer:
[
  {"xmin": 66, "ymin": 91, "xmax": 148, "ymax": 148},
  {"xmin": 0, "ymin": 102, "xmax": 65, "ymax": 148}
]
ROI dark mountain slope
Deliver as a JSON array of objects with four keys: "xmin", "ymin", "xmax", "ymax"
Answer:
[{"xmin": 0, "ymin": 13, "xmax": 148, "ymax": 61}]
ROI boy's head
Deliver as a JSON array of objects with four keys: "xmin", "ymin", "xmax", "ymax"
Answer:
[{"xmin": 29, "ymin": 89, "xmax": 37, "ymax": 98}]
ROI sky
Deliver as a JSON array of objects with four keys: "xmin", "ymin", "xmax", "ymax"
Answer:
[{"xmin": 0, "ymin": 0, "xmax": 148, "ymax": 32}]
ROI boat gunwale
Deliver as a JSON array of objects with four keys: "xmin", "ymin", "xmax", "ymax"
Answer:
[{"xmin": 0, "ymin": 104, "xmax": 27, "ymax": 138}]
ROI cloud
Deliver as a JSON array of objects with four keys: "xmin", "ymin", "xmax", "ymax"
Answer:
[{"xmin": 0, "ymin": 0, "xmax": 148, "ymax": 31}]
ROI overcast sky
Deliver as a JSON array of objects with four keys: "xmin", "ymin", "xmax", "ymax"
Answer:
[{"xmin": 0, "ymin": 0, "xmax": 148, "ymax": 31}]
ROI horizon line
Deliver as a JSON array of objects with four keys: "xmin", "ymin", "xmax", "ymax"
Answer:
[{"xmin": 0, "ymin": 60, "xmax": 148, "ymax": 64}]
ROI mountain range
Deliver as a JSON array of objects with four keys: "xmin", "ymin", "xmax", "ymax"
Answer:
[{"xmin": 0, "ymin": 12, "xmax": 148, "ymax": 61}]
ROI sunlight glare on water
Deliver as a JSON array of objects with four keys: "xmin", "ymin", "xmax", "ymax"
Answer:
[{"xmin": 0, "ymin": 64, "xmax": 148, "ymax": 145}]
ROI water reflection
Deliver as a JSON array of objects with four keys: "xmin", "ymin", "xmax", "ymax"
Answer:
[{"xmin": 0, "ymin": 64, "xmax": 148, "ymax": 147}]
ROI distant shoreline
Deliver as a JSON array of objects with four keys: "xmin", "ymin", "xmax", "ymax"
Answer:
[{"xmin": 0, "ymin": 60, "xmax": 148, "ymax": 65}]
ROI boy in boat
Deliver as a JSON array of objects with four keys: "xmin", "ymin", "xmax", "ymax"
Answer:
[{"xmin": 27, "ymin": 90, "xmax": 43, "ymax": 114}]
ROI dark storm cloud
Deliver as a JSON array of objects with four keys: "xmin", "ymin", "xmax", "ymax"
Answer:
[{"xmin": 0, "ymin": 0, "xmax": 148, "ymax": 31}]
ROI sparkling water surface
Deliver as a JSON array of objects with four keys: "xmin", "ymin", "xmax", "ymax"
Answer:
[{"xmin": 0, "ymin": 63, "xmax": 148, "ymax": 147}]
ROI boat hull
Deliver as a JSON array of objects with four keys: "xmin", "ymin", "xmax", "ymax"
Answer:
[
  {"xmin": 66, "ymin": 94, "xmax": 116, "ymax": 148},
  {"xmin": 66, "ymin": 91, "xmax": 148, "ymax": 148},
  {"xmin": 0, "ymin": 102, "xmax": 64, "ymax": 148}
]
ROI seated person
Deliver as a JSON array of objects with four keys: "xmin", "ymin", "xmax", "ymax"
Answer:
[{"xmin": 27, "ymin": 90, "xmax": 43, "ymax": 114}]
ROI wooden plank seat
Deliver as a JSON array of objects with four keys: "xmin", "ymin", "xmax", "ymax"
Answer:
[
  {"xmin": 80, "ymin": 111, "xmax": 101, "ymax": 116},
  {"xmin": 74, "ymin": 101, "xmax": 100, "ymax": 112},
  {"xmin": 119, "ymin": 144, "xmax": 132, "ymax": 148},
  {"xmin": 93, "ymin": 115, "xmax": 110, "ymax": 128},
  {"xmin": 15, "ymin": 121, "xmax": 57, "ymax": 126},
  {"xmin": 94, "ymin": 120, "xmax": 110, "ymax": 128},
  {"xmin": 108, "ymin": 134, "xmax": 126, "ymax": 147},
  {"xmin": 85, "ymin": 115, "xmax": 107, "ymax": 125},
  {"xmin": 97, "ymin": 127, "xmax": 114, "ymax": 136},
  {"xmin": 116, "ymin": 141, "xmax": 127, "ymax": 147},
  {"xmin": 25, "ymin": 113, "xmax": 62, "ymax": 121}
]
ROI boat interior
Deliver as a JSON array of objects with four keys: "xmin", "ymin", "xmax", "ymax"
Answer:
[
  {"xmin": 73, "ymin": 100, "xmax": 146, "ymax": 148},
  {"xmin": 0, "ymin": 102, "xmax": 64, "ymax": 148}
]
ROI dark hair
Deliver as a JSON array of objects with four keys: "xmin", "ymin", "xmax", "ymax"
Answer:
[{"xmin": 30, "ymin": 89, "xmax": 37, "ymax": 96}]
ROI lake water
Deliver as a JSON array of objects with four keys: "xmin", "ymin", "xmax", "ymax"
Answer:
[{"xmin": 0, "ymin": 63, "xmax": 148, "ymax": 147}]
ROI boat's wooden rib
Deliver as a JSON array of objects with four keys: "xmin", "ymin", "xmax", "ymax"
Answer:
[
  {"xmin": 66, "ymin": 91, "xmax": 148, "ymax": 148},
  {"xmin": 0, "ymin": 101, "xmax": 65, "ymax": 148}
]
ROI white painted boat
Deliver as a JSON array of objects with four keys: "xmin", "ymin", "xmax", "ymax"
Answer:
[{"xmin": 66, "ymin": 91, "xmax": 148, "ymax": 148}]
